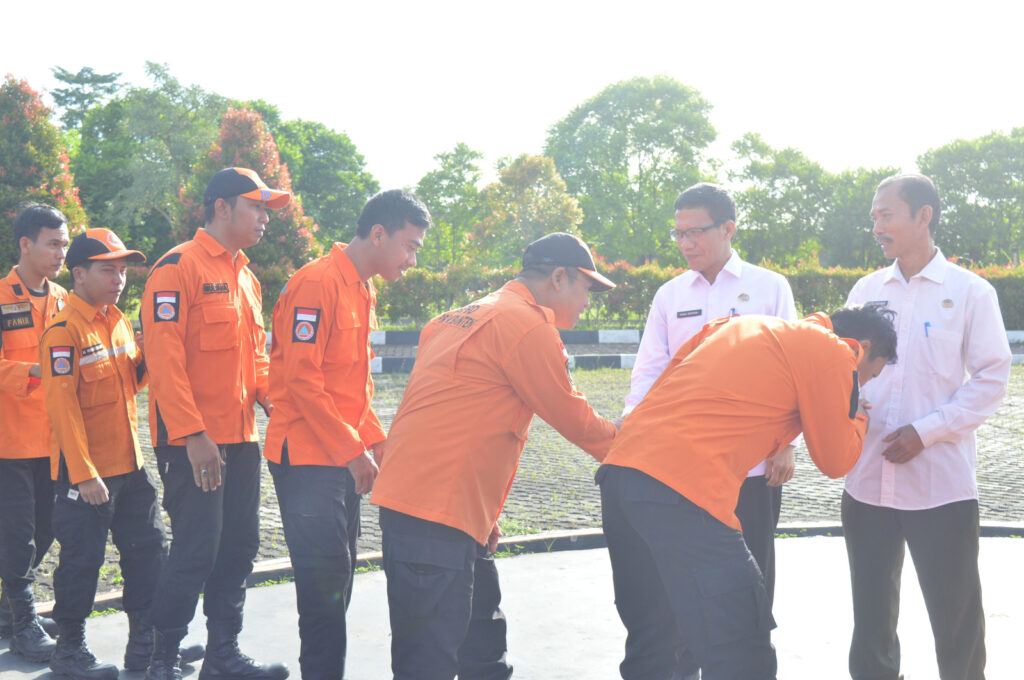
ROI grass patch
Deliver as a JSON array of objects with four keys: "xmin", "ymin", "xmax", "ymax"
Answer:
[{"xmin": 88, "ymin": 608, "xmax": 120, "ymax": 618}]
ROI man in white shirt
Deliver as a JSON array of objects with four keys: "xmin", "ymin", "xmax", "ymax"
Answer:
[
  {"xmin": 622, "ymin": 183, "xmax": 798, "ymax": 680},
  {"xmin": 843, "ymin": 174, "xmax": 1011, "ymax": 680}
]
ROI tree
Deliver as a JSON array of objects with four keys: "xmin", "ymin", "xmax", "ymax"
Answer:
[
  {"xmin": 0, "ymin": 76, "xmax": 88, "ymax": 265},
  {"xmin": 545, "ymin": 76, "xmax": 716, "ymax": 263},
  {"xmin": 51, "ymin": 66, "xmax": 122, "ymax": 129},
  {"xmin": 470, "ymin": 154, "xmax": 582, "ymax": 267},
  {"xmin": 180, "ymin": 106, "xmax": 320, "ymax": 307},
  {"xmin": 918, "ymin": 128, "xmax": 1024, "ymax": 265},
  {"xmin": 415, "ymin": 143, "xmax": 484, "ymax": 270}
]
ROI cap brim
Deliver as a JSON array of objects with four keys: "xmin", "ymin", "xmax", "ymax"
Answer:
[
  {"xmin": 578, "ymin": 267, "xmax": 615, "ymax": 293},
  {"xmin": 88, "ymin": 250, "xmax": 147, "ymax": 265},
  {"xmin": 240, "ymin": 188, "xmax": 291, "ymax": 209}
]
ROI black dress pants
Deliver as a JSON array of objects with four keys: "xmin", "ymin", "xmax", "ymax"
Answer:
[
  {"xmin": 380, "ymin": 507, "xmax": 512, "ymax": 680},
  {"xmin": 735, "ymin": 475, "xmax": 783, "ymax": 607},
  {"xmin": 0, "ymin": 457, "xmax": 54, "ymax": 600},
  {"xmin": 149, "ymin": 442, "xmax": 261, "ymax": 632},
  {"xmin": 842, "ymin": 491, "xmax": 985, "ymax": 680}
]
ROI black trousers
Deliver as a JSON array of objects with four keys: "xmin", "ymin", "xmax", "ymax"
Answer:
[
  {"xmin": 735, "ymin": 476, "xmax": 783, "ymax": 607},
  {"xmin": 380, "ymin": 508, "xmax": 512, "ymax": 680},
  {"xmin": 0, "ymin": 457, "xmax": 54, "ymax": 599},
  {"xmin": 269, "ymin": 447, "xmax": 360, "ymax": 680},
  {"xmin": 51, "ymin": 467, "xmax": 166, "ymax": 621},
  {"xmin": 599, "ymin": 465, "xmax": 776, "ymax": 680},
  {"xmin": 842, "ymin": 491, "xmax": 985, "ymax": 680},
  {"xmin": 149, "ymin": 442, "xmax": 261, "ymax": 632}
]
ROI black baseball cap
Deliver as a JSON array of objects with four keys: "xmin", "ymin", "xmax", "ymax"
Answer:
[
  {"xmin": 521, "ymin": 232, "xmax": 616, "ymax": 292},
  {"xmin": 65, "ymin": 228, "xmax": 146, "ymax": 269},
  {"xmin": 204, "ymin": 167, "xmax": 291, "ymax": 209}
]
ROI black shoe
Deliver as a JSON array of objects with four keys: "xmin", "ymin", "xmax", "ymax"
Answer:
[
  {"xmin": 49, "ymin": 620, "xmax": 118, "ymax": 680},
  {"xmin": 198, "ymin": 620, "xmax": 289, "ymax": 680},
  {"xmin": 124, "ymin": 610, "xmax": 155, "ymax": 671},
  {"xmin": 145, "ymin": 628, "xmax": 186, "ymax": 680},
  {"xmin": 7, "ymin": 592, "xmax": 56, "ymax": 663},
  {"xmin": 1, "ymin": 583, "xmax": 58, "ymax": 639}
]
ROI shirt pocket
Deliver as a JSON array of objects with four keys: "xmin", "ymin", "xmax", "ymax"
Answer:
[
  {"xmin": 324, "ymin": 310, "xmax": 364, "ymax": 366},
  {"xmin": 2, "ymin": 326, "xmax": 39, "ymax": 361},
  {"xmin": 199, "ymin": 304, "xmax": 240, "ymax": 351},
  {"xmin": 922, "ymin": 326, "xmax": 964, "ymax": 384},
  {"xmin": 79, "ymin": 359, "xmax": 118, "ymax": 408}
]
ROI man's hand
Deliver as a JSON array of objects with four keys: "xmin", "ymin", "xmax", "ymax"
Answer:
[
  {"xmin": 371, "ymin": 441, "xmax": 386, "ymax": 467},
  {"xmin": 348, "ymin": 451, "xmax": 379, "ymax": 495},
  {"xmin": 28, "ymin": 363, "xmax": 41, "ymax": 378},
  {"xmin": 487, "ymin": 521, "xmax": 503, "ymax": 554},
  {"xmin": 186, "ymin": 432, "xmax": 224, "ymax": 492},
  {"xmin": 881, "ymin": 425, "xmax": 925, "ymax": 464},
  {"xmin": 765, "ymin": 445, "xmax": 796, "ymax": 487},
  {"xmin": 78, "ymin": 477, "xmax": 110, "ymax": 505}
]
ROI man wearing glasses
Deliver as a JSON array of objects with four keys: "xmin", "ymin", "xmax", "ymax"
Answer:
[{"xmin": 623, "ymin": 182, "xmax": 798, "ymax": 679}]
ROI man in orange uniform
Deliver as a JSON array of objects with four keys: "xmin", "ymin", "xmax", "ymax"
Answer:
[
  {"xmin": 141, "ymin": 168, "xmax": 289, "ymax": 680},
  {"xmin": 265, "ymin": 189, "xmax": 431, "ymax": 680},
  {"xmin": 599, "ymin": 306, "xmax": 898, "ymax": 680},
  {"xmin": 40, "ymin": 228, "xmax": 164, "ymax": 680},
  {"xmin": 0, "ymin": 203, "xmax": 68, "ymax": 662},
  {"xmin": 371, "ymin": 232, "xmax": 619, "ymax": 680}
]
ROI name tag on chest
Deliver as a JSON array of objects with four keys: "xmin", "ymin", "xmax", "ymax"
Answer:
[{"xmin": 676, "ymin": 309, "xmax": 702, "ymax": 319}]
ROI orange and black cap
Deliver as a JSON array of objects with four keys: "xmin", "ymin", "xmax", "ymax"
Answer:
[
  {"xmin": 522, "ymin": 232, "xmax": 616, "ymax": 292},
  {"xmin": 65, "ymin": 229, "xmax": 146, "ymax": 269},
  {"xmin": 204, "ymin": 167, "xmax": 291, "ymax": 210}
]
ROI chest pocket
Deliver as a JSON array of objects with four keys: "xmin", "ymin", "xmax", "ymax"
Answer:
[
  {"xmin": 79, "ymin": 359, "xmax": 118, "ymax": 408},
  {"xmin": 200, "ymin": 304, "xmax": 240, "ymax": 351},
  {"xmin": 1, "ymin": 326, "xmax": 39, "ymax": 360},
  {"xmin": 325, "ymin": 310, "xmax": 364, "ymax": 366}
]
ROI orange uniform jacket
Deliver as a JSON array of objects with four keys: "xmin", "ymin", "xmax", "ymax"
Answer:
[
  {"xmin": 0, "ymin": 267, "xmax": 68, "ymax": 460},
  {"xmin": 40, "ymin": 293, "xmax": 146, "ymax": 484},
  {"xmin": 140, "ymin": 229, "xmax": 269, "ymax": 446},
  {"xmin": 265, "ymin": 244, "xmax": 386, "ymax": 466},
  {"xmin": 604, "ymin": 313, "xmax": 867, "ymax": 531},
  {"xmin": 371, "ymin": 280, "xmax": 617, "ymax": 545}
]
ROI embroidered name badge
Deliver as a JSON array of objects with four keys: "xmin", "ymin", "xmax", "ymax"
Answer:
[
  {"xmin": 203, "ymin": 282, "xmax": 230, "ymax": 294},
  {"xmin": 81, "ymin": 343, "xmax": 104, "ymax": 357},
  {"xmin": 293, "ymin": 307, "xmax": 321, "ymax": 343},
  {"xmin": 677, "ymin": 309, "xmax": 702, "ymax": 318},
  {"xmin": 867, "ymin": 300, "xmax": 889, "ymax": 308},
  {"xmin": 154, "ymin": 292, "xmax": 180, "ymax": 322},
  {"xmin": 50, "ymin": 346, "xmax": 73, "ymax": 376},
  {"xmin": 0, "ymin": 301, "xmax": 32, "ymax": 330}
]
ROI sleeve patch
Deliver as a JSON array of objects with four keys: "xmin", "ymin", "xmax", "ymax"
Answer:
[
  {"xmin": 154, "ymin": 291, "xmax": 180, "ymax": 322},
  {"xmin": 50, "ymin": 346, "xmax": 73, "ymax": 376},
  {"xmin": 293, "ymin": 307, "xmax": 321, "ymax": 343}
]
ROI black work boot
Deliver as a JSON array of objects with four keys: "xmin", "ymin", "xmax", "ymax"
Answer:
[
  {"xmin": 145, "ymin": 627, "xmax": 187, "ymax": 680},
  {"xmin": 198, "ymin": 619, "xmax": 289, "ymax": 680},
  {"xmin": 8, "ymin": 590, "xmax": 56, "ymax": 663},
  {"xmin": 48, "ymin": 619, "xmax": 118, "ymax": 680},
  {"xmin": 1, "ymin": 587, "xmax": 58, "ymax": 638},
  {"xmin": 124, "ymin": 610, "xmax": 156, "ymax": 671}
]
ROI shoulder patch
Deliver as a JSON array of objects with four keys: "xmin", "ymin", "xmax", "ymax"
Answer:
[
  {"xmin": 153, "ymin": 292, "xmax": 180, "ymax": 322},
  {"xmin": 12, "ymin": 283, "xmax": 23, "ymax": 296},
  {"xmin": 50, "ymin": 346, "xmax": 73, "ymax": 377},
  {"xmin": 292, "ymin": 307, "xmax": 321, "ymax": 343},
  {"xmin": 152, "ymin": 253, "xmax": 183, "ymax": 270}
]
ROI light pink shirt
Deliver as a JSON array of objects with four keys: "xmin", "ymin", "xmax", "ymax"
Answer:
[
  {"xmin": 624, "ymin": 251, "xmax": 798, "ymax": 477},
  {"xmin": 845, "ymin": 250, "xmax": 1011, "ymax": 509}
]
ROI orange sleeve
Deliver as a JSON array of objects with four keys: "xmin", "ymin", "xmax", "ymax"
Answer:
[
  {"xmin": 251, "ymin": 276, "xmax": 270, "ymax": 407},
  {"xmin": 503, "ymin": 324, "xmax": 617, "ymax": 461},
  {"xmin": 275, "ymin": 279, "xmax": 366, "ymax": 463},
  {"xmin": 795, "ymin": 357, "xmax": 866, "ymax": 478},
  {"xmin": 40, "ymin": 325, "xmax": 99, "ymax": 484},
  {"xmin": 140, "ymin": 259, "xmax": 205, "ymax": 440},
  {"xmin": 357, "ymin": 405, "xmax": 386, "ymax": 448}
]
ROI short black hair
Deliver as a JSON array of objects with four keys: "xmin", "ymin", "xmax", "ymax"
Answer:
[
  {"xmin": 13, "ymin": 202, "xmax": 67, "ymax": 244},
  {"xmin": 877, "ymin": 174, "xmax": 941, "ymax": 234},
  {"xmin": 356, "ymin": 189, "xmax": 431, "ymax": 238},
  {"xmin": 673, "ymin": 183, "xmax": 736, "ymax": 224},
  {"xmin": 204, "ymin": 195, "xmax": 238, "ymax": 224},
  {"xmin": 830, "ymin": 304, "xmax": 898, "ymax": 363}
]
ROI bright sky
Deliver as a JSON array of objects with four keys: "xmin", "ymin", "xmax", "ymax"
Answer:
[{"xmin": 3, "ymin": 0, "xmax": 1022, "ymax": 190}]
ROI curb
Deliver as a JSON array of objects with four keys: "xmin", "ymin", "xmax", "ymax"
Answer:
[
  {"xmin": 366, "ymin": 329, "xmax": 644, "ymax": 346},
  {"xmin": 36, "ymin": 522, "xmax": 1024, "ymax": 615}
]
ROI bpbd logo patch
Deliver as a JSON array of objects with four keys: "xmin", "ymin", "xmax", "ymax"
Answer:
[
  {"xmin": 154, "ymin": 292, "xmax": 180, "ymax": 322},
  {"xmin": 293, "ymin": 307, "xmax": 321, "ymax": 343},
  {"xmin": 50, "ymin": 346, "xmax": 73, "ymax": 376}
]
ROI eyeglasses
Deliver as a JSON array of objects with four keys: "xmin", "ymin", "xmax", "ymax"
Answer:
[{"xmin": 668, "ymin": 221, "xmax": 725, "ymax": 243}]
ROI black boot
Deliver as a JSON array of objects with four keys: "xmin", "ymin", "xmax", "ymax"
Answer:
[
  {"xmin": 145, "ymin": 627, "xmax": 186, "ymax": 680},
  {"xmin": 48, "ymin": 619, "xmax": 119, "ymax": 680},
  {"xmin": 7, "ymin": 590, "xmax": 56, "ymax": 663},
  {"xmin": 124, "ymin": 610, "xmax": 155, "ymax": 671},
  {"xmin": 198, "ymin": 619, "xmax": 289, "ymax": 680},
  {"xmin": 1, "ymin": 585, "xmax": 58, "ymax": 638}
]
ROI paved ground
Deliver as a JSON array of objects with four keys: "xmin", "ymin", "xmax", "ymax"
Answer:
[
  {"xmin": 27, "ymin": 365, "xmax": 1024, "ymax": 601},
  {"xmin": 4, "ymin": 537, "xmax": 1022, "ymax": 679}
]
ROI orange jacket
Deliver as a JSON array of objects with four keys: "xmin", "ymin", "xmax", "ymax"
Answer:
[
  {"xmin": 40, "ymin": 293, "xmax": 146, "ymax": 484},
  {"xmin": 604, "ymin": 313, "xmax": 867, "ymax": 531},
  {"xmin": 372, "ymin": 280, "xmax": 617, "ymax": 545},
  {"xmin": 265, "ymin": 244, "xmax": 386, "ymax": 466},
  {"xmin": 0, "ymin": 267, "xmax": 68, "ymax": 460},
  {"xmin": 140, "ymin": 229, "xmax": 269, "ymax": 446}
]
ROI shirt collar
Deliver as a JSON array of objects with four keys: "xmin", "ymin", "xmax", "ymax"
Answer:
[
  {"xmin": 330, "ymin": 243, "xmax": 363, "ymax": 287},
  {"xmin": 503, "ymin": 280, "xmax": 556, "ymax": 324},
  {"xmin": 882, "ymin": 247, "xmax": 947, "ymax": 285},
  {"xmin": 194, "ymin": 229, "xmax": 250, "ymax": 268},
  {"xmin": 67, "ymin": 291, "xmax": 121, "ymax": 324},
  {"xmin": 684, "ymin": 250, "xmax": 743, "ymax": 288}
]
